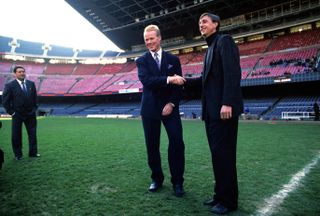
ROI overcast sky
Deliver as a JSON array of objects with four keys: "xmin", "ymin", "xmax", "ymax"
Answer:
[{"xmin": 0, "ymin": 0, "xmax": 121, "ymax": 51}]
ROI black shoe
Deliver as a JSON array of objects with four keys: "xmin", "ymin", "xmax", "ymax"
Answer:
[
  {"xmin": 210, "ymin": 203, "xmax": 236, "ymax": 215},
  {"xmin": 173, "ymin": 184, "xmax": 185, "ymax": 197},
  {"xmin": 149, "ymin": 181, "xmax": 162, "ymax": 192},
  {"xmin": 29, "ymin": 153, "xmax": 40, "ymax": 158},
  {"xmin": 203, "ymin": 198, "xmax": 219, "ymax": 206}
]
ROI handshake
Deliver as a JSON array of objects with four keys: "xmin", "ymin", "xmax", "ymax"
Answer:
[{"xmin": 168, "ymin": 74, "xmax": 186, "ymax": 85}]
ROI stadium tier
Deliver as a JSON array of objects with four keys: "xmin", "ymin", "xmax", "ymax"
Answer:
[
  {"xmin": 0, "ymin": 28, "xmax": 320, "ymax": 120},
  {"xmin": 1, "ymin": 95, "xmax": 312, "ymax": 120},
  {"xmin": 238, "ymin": 39, "xmax": 272, "ymax": 56},
  {"xmin": 263, "ymin": 96, "xmax": 319, "ymax": 120},
  {"xmin": 77, "ymin": 49, "xmax": 103, "ymax": 58},
  {"xmin": 15, "ymin": 39, "xmax": 44, "ymax": 55},
  {"xmin": 46, "ymin": 45, "xmax": 74, "ymax": 57},
  {"xmin": 95, "ymin": 64, "xmax": 124, "ymax": 75},
  {"xmin": 0, "ymin": 36, "xmax": 12, "ymax": 53},
  {"xmin": 0, "ymin": 60, "xmax": 13, "ymax": 73},
  {"xmin": 268, "ymin": 28, "xmax": 320, "ymax": 51},
  {"xmin": 45, "ymin": 63, "xmax": 76, "ymax": 75},
  {"xmin": 72, "ymin": 64, "xmax": 102, "ymax": 75}
]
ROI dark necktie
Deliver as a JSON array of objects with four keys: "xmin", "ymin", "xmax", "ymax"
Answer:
[
  {"xmin": 21, "ymin": 81, "xmax": 28, "ymax": 95},
  {"xmin": 154, "ymin": 52, "xmax": 160, "ymax": 70}
]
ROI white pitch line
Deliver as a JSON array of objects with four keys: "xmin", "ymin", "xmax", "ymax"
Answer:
[{"xmin": 252, "ymin": 151, "xmax": 320, "ymax": 216}]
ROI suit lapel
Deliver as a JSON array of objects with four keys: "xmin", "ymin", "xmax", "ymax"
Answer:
[
  {"xmin": 160, "ymin": 51, "xmax": 167, "ymax": 75},
  {"xmin": 13, "ymin": 80, "xmax": 23, "ymax": 94},
  {"xmin": 203, "ymin": 35, "xmax": 219, "ymax": 84},
  {"xmin": 14, "ymin": 79, "xmax": 28, "ymax": 98}
]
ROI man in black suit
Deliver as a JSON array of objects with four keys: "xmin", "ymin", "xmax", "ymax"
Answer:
[
  {"xmin": 136, "ymin": 24, "xmax": 186, "ymax": 197},
  {"xmin": 2, "ymin": 66, "xmax": 40, "ymax": 160},
  {"xmin": 177, "ymin": 13, "xmax": 243, "ymax": 214}
]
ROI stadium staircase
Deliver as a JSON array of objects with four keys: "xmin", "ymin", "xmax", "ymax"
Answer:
[
  {"xmin": 260, "ymin": 97, "xmax": 283, "ymax": 118},
  {"xmin": 67, "ymin": 77, "xmax": 82, "ymax": 93},
  {"xmin": 69, "ymin": 103, "xmax": 100, "ymax": 115},
  {"xmin": 92, "ymin": 75, "xmax": 115, "ymax": 93},
  {"xmin": 37, "ymin": 77, "xmax": 45, "ymax": 92}
]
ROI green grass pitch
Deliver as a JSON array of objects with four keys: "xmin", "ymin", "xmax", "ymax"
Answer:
[{"xmin": 0, "ymin": 117, "xmax": 319, "ymax": 215}]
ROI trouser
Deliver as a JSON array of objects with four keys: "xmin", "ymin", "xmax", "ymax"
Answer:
[
  {"xmin": 205, "ymin": 117, "xmax": 239, "ymax": 209},
  {"xmin": 142, "ymin": 114, "xmax": 185, "ymax": 185},
  {"xmin": 12, "ymin": 114, "xmax": 37, "ymax": 157}
]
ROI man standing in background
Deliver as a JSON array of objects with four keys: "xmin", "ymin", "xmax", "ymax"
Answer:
[{"xmin": 2, "ymin": 66, "xmax": 40, "ymax": 160}]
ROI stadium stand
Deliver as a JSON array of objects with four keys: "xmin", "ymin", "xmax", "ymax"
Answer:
[
  {"xmin": 47, "ymin": 45, "xmax": 74, "ymax": 57},
  {"xmin": 0, "ymin": 60, "xmax": 13, "ymax": 73},
  {"xmin": 95, "ymin": 63, "xmax": 123, "ymax": 75},
  {"xmin": 15, "ymin": 39, "xmax": 44, "ymax": 55},
  {"xmin": 238, "ymin": 39, "xmax": 271, "ymax": 56},
  {"xmin": 94, "ymin": 74, "xmax": 124, "ymax": 93},
  {"xmin": 45, "ymin": 63, "xmax": 75, "ymax": 75},
  {"xmin": 72, "ymin": 64, "xmax": 102, "ymax": 75},
  {"xmin": 0, "ymin": 76, "xmax": 6, "ymax": 91},
  {"xmin": 69, "ymin": 76, "xmax": 111, "ymax": 94},
  {"xmin": 117, "ymin": 62, "xmax": 136, "ymax": 73},
  {"xmin": 240, "ymin": 56, "xmax": 260, "ymax": 69},
  {"xmin": 258, "ymin": 47, "xmax": 318, "ymax": 67},
  {"xmin": 268, "ymin": 29, "xmax": 320, "ymax": 51},
  {"xmin": 263, "ymin": 96, "xmax": 319, "ymax": 120},
  {"xmin": 77, "ymin": 49, "xmax": 103, "ymax": 58},
  {"xmin": 1, "ymin": 20, "xmax": 320, "ymax": 121},
  {"xmin": 0, "ymin": 36, "xmax": 12, "ymax": 53},
  {"xmin": 39, "ymin": 76, "xmax": 78, "ymax": 94}
]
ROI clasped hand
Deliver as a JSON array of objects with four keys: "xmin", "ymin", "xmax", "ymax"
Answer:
[{"xmin": 168, "ymin": 74, "xmax": 186, "ymax": 85}]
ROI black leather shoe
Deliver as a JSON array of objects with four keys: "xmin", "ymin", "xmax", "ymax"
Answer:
[
  {"xmin": 210, "ymin": 203, "xmax": 236, "ymax": 215},
  {"xmin": 29, "ymin": 153, "xmax": 40, "ymax": 158},
  {"xmin": 203, "ymin": 198, "xmax": 219, "ymax": 206},
  {"xmin": 173, "ymin": 184, "xmax": 185, "ymax": 197},
  {"xmin": 149, "ymin": 181, "xmax": 162, "ymax": 192}
]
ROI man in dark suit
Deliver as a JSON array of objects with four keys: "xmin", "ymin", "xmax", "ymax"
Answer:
[
  {"xmin": 176, "ymin": 13, "xmax": 243, "ymax": 214},
  {"xmin": 136, "ymin": 24, "xmax": 186, "ymax": 197},
  {"xmin": 2, "ymin": 66, "xmax": 40, "ymax": 160}
]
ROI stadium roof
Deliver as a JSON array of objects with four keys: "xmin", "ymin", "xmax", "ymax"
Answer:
[{"xmin": 65, "ymin": 0, "xmax": 282, "ymax": 51}]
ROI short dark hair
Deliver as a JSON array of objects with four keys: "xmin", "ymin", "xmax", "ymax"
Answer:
[
  {"xmin": 199, "ymin": 12, "xmax": 220, "ymax": 31},
  {"xmin": 13, "ymin": 65, "xmax": 25, "ymax": 73}
]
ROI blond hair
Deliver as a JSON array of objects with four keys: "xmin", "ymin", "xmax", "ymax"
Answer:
[{"xmin": 143, "ymin": 24, "xmax": 161, "ymax": 37}]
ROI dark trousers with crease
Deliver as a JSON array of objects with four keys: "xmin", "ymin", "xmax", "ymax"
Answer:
[
  {"xmin": 12, "ymin": 114, "xmax": 38, "ymax": 157},
  {"xmin": 142, "ymin": 114, "xmax": 185, "ymax": 185},
  {"xmin": 205, "ymin": 117, "xmax": 239, "ymax": 209}
]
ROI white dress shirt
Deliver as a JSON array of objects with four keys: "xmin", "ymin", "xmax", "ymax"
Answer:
[{"xmin": 16, "ymin": 79, "xmax": 27, "ymax": 91}]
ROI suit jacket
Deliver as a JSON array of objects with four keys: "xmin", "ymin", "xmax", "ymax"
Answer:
[
  {"xmin": 187, "ymin": 33, "xmax": 243, "ymax": 120},
  {"xmin": 2, "ymin": 79, "xmax": 38, "ymax": 117},
  {"xmin": 136, "ymin": 50, "xmax": 183, "ymax": 119}
]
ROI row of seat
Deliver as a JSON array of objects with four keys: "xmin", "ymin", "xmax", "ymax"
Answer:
[{"xmin": 2, "ymin": 96, "xmax": 317, "ymax": 120}]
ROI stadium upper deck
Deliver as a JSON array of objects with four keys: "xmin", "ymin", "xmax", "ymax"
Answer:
[
  {"xmin": 1, "ymin": 27, "xmax": 320, "ymax": 96},
  {"xmin": 1, "ymin": 0, "xmax": 320, "ymax": 96}
]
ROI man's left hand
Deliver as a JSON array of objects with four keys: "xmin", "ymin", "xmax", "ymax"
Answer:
[
  {"xmin": 220, "ymin": 105, "xmax": 232, "ymax": 120},
  {"xmin": 162, "ymin": 103, "xmax": 174, "ymax": 116}
]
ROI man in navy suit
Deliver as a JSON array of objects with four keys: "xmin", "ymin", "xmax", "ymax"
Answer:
[
  {"xmin": 2, "ymin": 66, "xmax": 40, "ymax": 160},
  {"xmin": 136, "ymin": 24, "xmax": 186, "ymax": 197}
]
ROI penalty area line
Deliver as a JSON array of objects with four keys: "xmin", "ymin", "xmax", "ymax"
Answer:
[{"xmin": 252, "ymin": 150, "xmax": 320, "ymax": 216}]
